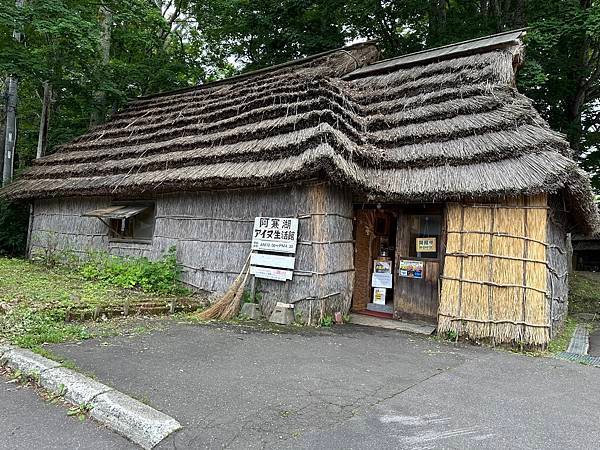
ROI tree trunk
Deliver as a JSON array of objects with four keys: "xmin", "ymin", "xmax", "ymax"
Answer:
[
  {"xmin": 90, "ymin": 5, "xmax": 112, "ymax": 126},
  {"xmin": 0, "ymin": 78, "xmax": 7, "ymax": 180},
  {"xmin": 2, "ymin": 77, "xmax": 18, "ymax": 186},
  {"xmin": 36, "ymin": 81, "xmax": 52, "ymax": 159},
  {"xmin": 2, "ymin": 0, "xmax": 24, "ymax": 186},
  {"xmin": 428, "ymin": 0, "xmax": 448, "ymax": 46}
]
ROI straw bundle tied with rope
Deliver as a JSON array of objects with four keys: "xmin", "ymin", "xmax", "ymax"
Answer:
[{"xmin": 198, "ymin": 252, "xmax": 252, "ymax": 320}]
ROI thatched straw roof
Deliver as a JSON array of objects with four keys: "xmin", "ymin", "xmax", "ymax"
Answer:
[{"xmin": 2, "ymin": 30, "xmax": 598, "ymax": 233}]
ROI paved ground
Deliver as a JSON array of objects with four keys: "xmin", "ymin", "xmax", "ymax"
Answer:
[
  {"xmin": 42, "ymin": 320, "xmax": 600, "ymax": 449},
  {"xmin": 0, "ymin": 375, "xmax": 136, "ymax": 450}
]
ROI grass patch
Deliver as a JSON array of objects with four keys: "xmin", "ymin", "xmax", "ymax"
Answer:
[
  {"xmin": 547, "ymin": 316, "xmax": 579, "ymax": 354},
  {"xmin": 0, "ymin": 253, "xmax": 193, "ymax": 351},
  {"xmin": 569, "ymin": 271, "xmax": 600, "ymax": 316}
]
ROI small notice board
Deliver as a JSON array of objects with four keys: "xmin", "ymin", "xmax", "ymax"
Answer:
[
  {"xmin": 416, "ymin": 237, "xmax": 436, "ymax": 253},
  {"xmin": 250, "ymin": 217, "xmax": 299, "ymax": 282}
]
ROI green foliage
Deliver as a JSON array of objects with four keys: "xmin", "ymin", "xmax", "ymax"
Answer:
[
  {"xmin": 569, "ymin": 271, "xmax": 600, "ymax": 315},
  {"xmin": 547, "ymin": 316, "xmax": 579, "ymax": 354},
  {"xmin": 0, "ymin": 0, "xmax": 213, "ymax": 173},
  {"xmin": 0, "ymin": 255, "xmax": 191, "ymax": 349},
  {"xmin": 67, "ymin": 402, "xmax": 93, "ymax": 421},
  {"xmin": 0, "ymin": 306, "xmax": 90, "ymax": 350},
  {"xmin": 320, "ymin": 313, "xmax": 333, "ymax": 327},
  {"xmin": 79, "ymin": 247, "xmax": 185, "ymax": 295},
  {"xmin": 0, "ymin": 200, "xmax": 29, "ymax": 256},
  {"xmin": 243, "ymin": 290, "xmax": 262, "ymax": 304},
  {"xmin": 443, "ymin": 329, "xmax": 458, "ymax": 342},
  {"xmin": 194, "ymin": 0, "xmax": 345, "ymax": 71}
]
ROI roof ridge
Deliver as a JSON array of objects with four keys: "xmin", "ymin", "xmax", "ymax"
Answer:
[
  {"xmin": 344, "ymin": 28, "xmax": 527, "ymax": 80},
  {"xmin": 134, "ymin": 41, "xmax": 378, "ymax": 102}
]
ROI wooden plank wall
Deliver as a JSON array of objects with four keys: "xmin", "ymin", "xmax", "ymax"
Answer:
[{"xmin": 394, "ymin": 212, "xmax": 441, "ymax": 322}]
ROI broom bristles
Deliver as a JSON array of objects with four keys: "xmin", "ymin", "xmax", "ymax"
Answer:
[{"xmin": 199, "ymin": 253, "xmax": 252, "ymax": 320}]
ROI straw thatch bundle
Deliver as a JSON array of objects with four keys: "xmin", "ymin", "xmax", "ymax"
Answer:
[
  {"xmin": 198, "ymin": 252, "xmax": 251, "ymax": 320},
  {"xmin": 1, "ymin": 31, "xmax": 598, "ymax": 233}
]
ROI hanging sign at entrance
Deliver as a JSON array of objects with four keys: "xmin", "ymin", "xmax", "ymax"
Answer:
[
  {"xmin": 371, "ymin": 258, "xmax": 393, "ymax": 289},
  {"xmin": 251, "ymin": 217, "xmax": 299, "ymax": 253},
  {"xmin": 416, "ymin": 237, "xmax": 436, "ymax": 253},
  {"xmin": 399, "ymin": 259, "xmax": 424, "ymax": 279}
]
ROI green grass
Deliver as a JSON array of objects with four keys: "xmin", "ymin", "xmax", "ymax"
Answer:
[
  {"xmin": 569, "ymin": 271, "xmax": 600, "ymax": 315},
  {"xmin": 0, "ymin": 257, "xmax": 191, "ymax": 351},
  {"xmin": 547, "ymin": 316, "xmax": 579, "ymax": 354}
]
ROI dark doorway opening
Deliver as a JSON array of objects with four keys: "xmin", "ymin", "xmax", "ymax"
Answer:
[{"xmin": 352, "ymin": 206, "xmax": 398, "ymax": 318}]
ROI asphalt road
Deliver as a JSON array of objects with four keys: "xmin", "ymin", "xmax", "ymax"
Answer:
[
  {"xmin": 0, "ymin": 376, "xmax": 136, "ymax": 450},
  {"xmin": 43, "ymin": 320, "xmax": 600, "ymax": 450}
]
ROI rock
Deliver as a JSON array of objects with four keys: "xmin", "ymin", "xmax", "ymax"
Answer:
[
  {"xmin": 269, "ymin": 304, "xmax": 294, "ymax": 325},
  {"xmin": 240, "ymin": 303, "xmax": 262, "ymax": 320}
]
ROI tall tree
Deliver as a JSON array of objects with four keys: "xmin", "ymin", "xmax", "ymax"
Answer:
[
  {"xmin": 193, "ymin": 0, "xmax": 346, "ymax": 70},
  {"xmin": 2, "ymin": 0, "xmax": 24, "ymax": 186}
]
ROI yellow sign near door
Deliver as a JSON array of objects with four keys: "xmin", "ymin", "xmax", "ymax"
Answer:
[{"xmin": 416, "ymin": 237, "xmax": 436, "ymax": 253}]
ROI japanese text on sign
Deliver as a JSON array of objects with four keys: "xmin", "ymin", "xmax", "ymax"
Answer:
[{"xmin": 252, "ymin": 217, "xmax": 299, "ymax": 254}]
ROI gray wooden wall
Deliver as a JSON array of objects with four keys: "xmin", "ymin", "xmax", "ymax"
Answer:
[
  {"xmin": 29, "ymin": 182, "xmax": 355, "ymax": 323},
  {"xmin": 547, "ymin": 198, "xmax": 570, "ymax": 337}
]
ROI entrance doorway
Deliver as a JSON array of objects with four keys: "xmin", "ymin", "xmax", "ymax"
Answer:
[
  {"xmin": 352, "ymin": 207, "xmax": 397, "ymax": 318},
  {"xmin": 352, "ymin": 204, "xmax": 444, "ymax": 324}
]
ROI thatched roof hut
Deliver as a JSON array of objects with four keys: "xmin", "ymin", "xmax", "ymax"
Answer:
[{"xmin": 3, "ymin": 30, "xmax": 599, "ymax": 346}]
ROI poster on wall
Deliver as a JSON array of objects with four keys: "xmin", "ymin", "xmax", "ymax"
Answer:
[
  {"xmin": 373, "ymin": 287, "xmax": 387, "ymax": 305},
  {"xmin": 371, "ymin": 258, "xmax": 393, "ymax": 288},
  {"xmin": 399, "ymin": 259, "xmax": 424, "ymax": 279},
  {"xmin": 416, "ymin": 237, "xmax": 436, "ymax": 253}
]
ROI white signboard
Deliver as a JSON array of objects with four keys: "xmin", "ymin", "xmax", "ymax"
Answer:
[
  {"xmin": 251, "ymin": 217, "xmax": 299, "ymax": 254},
  {"xmin": 250, "ymin": 266, "xmax": 293, "ymax": 281},
  {"xmin": 372, "ymin": 272, "xmax": 393, "ymax": 289},
  {"xmin": 250, "ymin": 253, "xmax": 295, "ymax": 270}
]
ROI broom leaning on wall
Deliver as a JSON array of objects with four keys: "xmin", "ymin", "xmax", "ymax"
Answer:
[{"xmin": 198, "ymin": 252, "xmax": 252, "ymax": 320}]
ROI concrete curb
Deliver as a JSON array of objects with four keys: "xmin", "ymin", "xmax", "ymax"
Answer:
[{"xmin": 0, "ymin": 345, "xmax": 181, "ymax": 449}]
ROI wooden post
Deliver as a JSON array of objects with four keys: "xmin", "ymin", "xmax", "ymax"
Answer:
[
  {"xmin": 249, "ymin": 274, "xmax": 256, "ymax": 302},
  {"xmin": 169, "ymin": 298, "xmax": 176, "ymax": 314}
]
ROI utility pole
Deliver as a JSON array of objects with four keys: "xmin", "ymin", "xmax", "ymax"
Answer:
[{"xmin": 2, "ymin": 0, "xmax": 24, "ymax": 186}]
